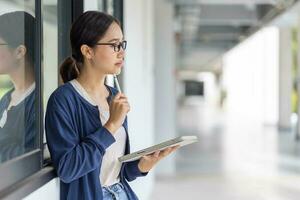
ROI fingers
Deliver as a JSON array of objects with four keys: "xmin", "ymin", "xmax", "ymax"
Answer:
[
  {"xmin": 114, "ymin": 92, "xmax": 127, "ymax": 100},
  {"xmin": 113, "ymin": 94, "xmax": 129, "ymax": 104},
  {"xmin": 172, "ymin": 145, "xmax": 180, "ymax": 151},
  {"xmin": 160, "ymin": 147, "xmax": 173, "ymax": 157},
  {"xmin": 158, "ymin": 146, "xmax": 179, "ymax": 158},
  {"xmin": 138, "ymin": 146, "xmax": 180, "ymax": 173},
  {"xmin": 114, "ymin": 92, "xmax": 122, "ymax": 99},
  {"xmin": 145, "ymin": 151, "xmax": 160, "ymax": 159},
  {"xmin": 114, "ymin": 99, "xmax": 129, "ymax": 103},
  {"xmin": 142, "ymin": 151, "xmax": 160, "ymax": 162},
  {"xmin": 112, "ymin": 93, "xmax": 130, "ymax": 110},
  {"xmin": 143, "ymin": 148, "xmax": 177, "ymax": 160}
]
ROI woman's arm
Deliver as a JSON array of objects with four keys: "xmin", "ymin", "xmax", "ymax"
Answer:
[
  {"xmin": 123, "ymin": 160, "xmax": 148, "ymax": 182},
  {"xmin": 45, "ymin": 104, "xmax": 115, "ymax": 183}
]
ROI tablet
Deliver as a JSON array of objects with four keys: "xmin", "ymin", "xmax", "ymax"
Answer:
[{"xmin": 118, "ymin": 136, "xmax": 198, "ymax": 163}]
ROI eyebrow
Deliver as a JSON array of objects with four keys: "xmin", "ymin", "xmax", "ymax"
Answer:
[{"xmin": 107, "ymin": 38, "xmax": 124, "ymax": 42}]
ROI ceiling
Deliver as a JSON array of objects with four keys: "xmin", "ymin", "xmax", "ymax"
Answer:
[{"xmin": 169, "ymin": 0, "xmax": 299, "ymax": 71}]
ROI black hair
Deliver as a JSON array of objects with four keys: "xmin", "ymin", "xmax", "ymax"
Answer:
[
  {"xmin": 0, "ymin": 11, "xmax": 36, "ymax": 66},
  {"xmin": 60, "ymin": 11, "xmax": 120, "ymax": 83}
]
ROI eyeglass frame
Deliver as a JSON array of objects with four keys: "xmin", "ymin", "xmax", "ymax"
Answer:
[{"xmin": 95, "ymin": 40, "xmax": 127, "ymax": 52}]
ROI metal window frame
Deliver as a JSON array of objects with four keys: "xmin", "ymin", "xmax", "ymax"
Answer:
[
  {"xmin": 58, "ymin": 0, "xmax": 83, "ymax": 85},
  {"xmin": 0, "ymin": 0, "xmax": 43, "ymax": 194},
  {"xmin": 113, "ymin": 0, "xmax": 124, "ymax": 30},
  {"xmin": 113, "ymin": 0, "xmax": 124, "ymax": 90}
]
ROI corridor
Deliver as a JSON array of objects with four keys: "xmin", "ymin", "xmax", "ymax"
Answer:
[{"xmin": 151, "ymin": 99, "xmax": 300, "ymax": 200}]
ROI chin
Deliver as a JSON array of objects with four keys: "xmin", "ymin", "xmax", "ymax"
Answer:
[
  {"xmin": 109, "ymin": 69, "xmax": 117, "ymax": 73},
  {"xmin": 106, "ymin": 71, "xmax": 118, "ymax": 75}
]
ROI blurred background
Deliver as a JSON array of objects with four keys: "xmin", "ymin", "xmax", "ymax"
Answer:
[{"xmin": 1, "ymin": 0, "xmax": 300, "ymax": 199}]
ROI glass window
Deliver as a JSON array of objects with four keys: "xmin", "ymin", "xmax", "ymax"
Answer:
[
  {"xmin": 43, "ymin": 0, "xmax": 58, "ymax": 103},
  {"xmin": 42, "ymin": 0, "xmax": 58, "ymax": 161},
  {"xmin": 84, "ymin": 0, "xmax": 105, "ymax": 11},
  {"xmin": 0, "ymin": 1, "xmax": 39, "ymax": 164}
]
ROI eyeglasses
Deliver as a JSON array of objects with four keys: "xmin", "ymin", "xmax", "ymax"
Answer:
[{"xmin": 96, "ymin": 40, "xmax": 127, "ymax": 52}]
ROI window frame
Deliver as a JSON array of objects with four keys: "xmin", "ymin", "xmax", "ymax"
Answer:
[
  {"xmin": 57, "ymin": 0, "xmax": 83, "ymax": 85},
  {"xmin": 0, "ymin": 0, "xmax": 43, "ymax": 194}
]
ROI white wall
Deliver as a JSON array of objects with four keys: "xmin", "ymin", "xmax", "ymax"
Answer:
[
  {"xmin": 123, "ymin": 0, "xmax": 155, "ymax": 200},
  {"xmin": 153, "ymin": 0, "xmax": 177, "ymax": 176},
  {"xmin": 23, "ymin": 178, "xmax": 60, "ymax": 200},
  {"xmin": 223, "ymin": 26, "xmax": 279, "ymax": 125}
]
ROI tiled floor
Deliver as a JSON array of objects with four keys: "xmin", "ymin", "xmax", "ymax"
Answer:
[{"xmin": 150, "ymin": 99, "xmax": 300, "ymax": 200}]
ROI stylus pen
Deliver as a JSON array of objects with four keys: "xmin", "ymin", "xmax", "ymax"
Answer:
[{"xmin": 113, "ymin": 74, "xmax": 122, "ymax": 93}]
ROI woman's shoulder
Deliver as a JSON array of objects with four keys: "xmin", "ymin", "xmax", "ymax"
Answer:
[
  {"xmin": 53, "ymin": 81, "xmax": 74, "ymax": 94},
  {"xmin": 47, "ymin": 82, "xmax": 78, "ymax": 109},
  {"xmin": 0, "ymin": 88, "xmax": 13, "ymax": 111},
  {"xmin": 0, "ymin": 88, "xmax": 13, "ymax": 103}
]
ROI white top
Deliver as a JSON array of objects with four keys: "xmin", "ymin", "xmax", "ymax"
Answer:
[{"xmin": 70, "ymin": 80, "xmax": 126, "ymax": 187}]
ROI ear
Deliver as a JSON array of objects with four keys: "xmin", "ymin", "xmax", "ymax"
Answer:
[
  {"xmin": 80, "ymin": 44, "xmax": 94, "ymax": 60},
  {"xmin": 14, "ymin": 45, "xmax": 27, "ymax": 60}
]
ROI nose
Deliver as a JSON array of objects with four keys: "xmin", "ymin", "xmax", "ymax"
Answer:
[{"xmin": 117, "ymin": 49, "xmax": 125, "ymax": 58}]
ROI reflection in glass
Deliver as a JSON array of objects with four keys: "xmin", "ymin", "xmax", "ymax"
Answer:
[{"xmin": 0, "ymin": 11, "xmax": 37, "ymax": 163}]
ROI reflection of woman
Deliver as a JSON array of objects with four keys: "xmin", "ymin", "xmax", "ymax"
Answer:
[
  {"xmin": 45, "ymin": 11, "xmax": 177, "ymax": 200},
  {"xmin": 0, "ymin": 11, "xmax": 37, "ymax": 163}
]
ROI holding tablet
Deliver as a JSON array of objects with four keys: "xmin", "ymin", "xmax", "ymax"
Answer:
[{"xmin": 118, "ymin": 136, "xmax": 198, "ymax": 163}]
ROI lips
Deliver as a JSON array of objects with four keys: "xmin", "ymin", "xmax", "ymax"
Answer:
[{"xmin": 115, "ymin": 61, "xmax": 123, "ymax": 66}]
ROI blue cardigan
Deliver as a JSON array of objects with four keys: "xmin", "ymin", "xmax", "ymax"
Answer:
[
  {"xmin": 45, "ymin": 82, "xmax": 148, "ymax": 200},
  {"xmin": 0, "ymin": 89, "xmax": 36, "ymax": 163}
]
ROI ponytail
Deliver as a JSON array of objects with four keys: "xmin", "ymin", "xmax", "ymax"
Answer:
[{"xmin": 59, "ymin": 56, "xmax": 80, "ymax": 83}]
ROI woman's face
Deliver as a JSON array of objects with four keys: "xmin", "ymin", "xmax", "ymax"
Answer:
[
  {"xmin": 0, "ymin": 38, "xmax": 16, "ymax": 74},
  {"xmin": 92, "ymin": 22, "xmax": 125, "ymax": 75}
]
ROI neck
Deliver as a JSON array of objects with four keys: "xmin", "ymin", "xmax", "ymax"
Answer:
[
  {"xmin": 9, "ymin": 64, "xmax": 35, "ymax": 92},
  {"xmin": 76, "ymin": 63, "xmax": 108, "ymax": 97}
]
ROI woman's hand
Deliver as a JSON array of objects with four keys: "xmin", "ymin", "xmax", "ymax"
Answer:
[
  {"xmin": 137, "ymin": 146, "xmax": 180, "ymax": 173},
  {"xmin": 104, "ymin": 92, "xmax": 130, "ymax": 134}
]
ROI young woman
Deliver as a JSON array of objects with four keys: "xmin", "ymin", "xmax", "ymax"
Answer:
[{"xmin": 45, "ymin": 11, "xmax": 178, "ymax": 200}]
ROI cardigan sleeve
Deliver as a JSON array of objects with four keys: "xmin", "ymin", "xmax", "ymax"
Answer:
[
  {"xmin": 123, "ymin": 159, "xmax": 148, "ymax": 182},
  {"xmin": 45, "ymin": 102, "xmax": 116, "ymax": 183}
]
